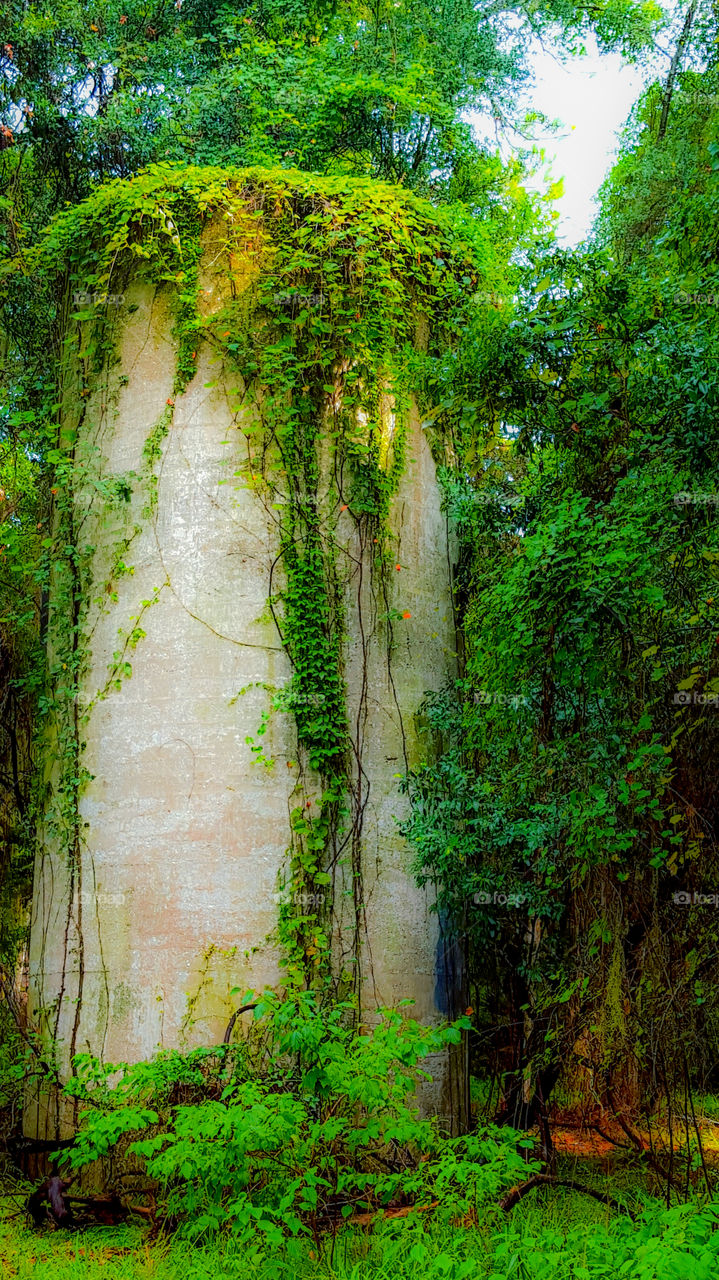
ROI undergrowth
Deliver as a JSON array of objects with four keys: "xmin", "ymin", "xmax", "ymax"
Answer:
[{"xmin": 3, "ymin": 1186, "xmax": 719, "ymax": 1280}]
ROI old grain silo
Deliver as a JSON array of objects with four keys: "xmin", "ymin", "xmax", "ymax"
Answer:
[{"xmin": 26, "ymin": 167, "xmax": 470, "ymax": 1138}]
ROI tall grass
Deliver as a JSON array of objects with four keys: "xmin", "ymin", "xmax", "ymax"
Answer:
[{"xmin": 3, "ymin": 1181, "xmax": 719, "ymax": 1280}]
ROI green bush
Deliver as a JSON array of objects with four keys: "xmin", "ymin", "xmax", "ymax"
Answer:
[{"xmin": 59, "ymin": 989, "xmax": 536, "ymax": 1246}]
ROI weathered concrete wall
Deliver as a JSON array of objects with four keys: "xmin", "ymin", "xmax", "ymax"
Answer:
[{"xmin": 27, "ymin": 241, "xmax": 465, "ymax": 1136}]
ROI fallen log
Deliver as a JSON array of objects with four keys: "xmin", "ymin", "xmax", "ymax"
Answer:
[
  {"xmin": 347, "ymin": 1201, "xmax": 438, "ymax": 1227},
  {"xmin": 499, "ymin": 1174, "xmax": 636, "ymax": 1219},
  {"xmin": 26, "ymin": 1177, "xmax": 128, "ymax": 1229}
]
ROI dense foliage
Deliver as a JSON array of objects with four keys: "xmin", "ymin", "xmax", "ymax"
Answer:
[
  {"xmin": 0, "ymin": 0, "xmax": 660, "ymax": 204},
  {"xmin": 402, "ymin": 12, "xmax": 719, "ymax": 1162}
]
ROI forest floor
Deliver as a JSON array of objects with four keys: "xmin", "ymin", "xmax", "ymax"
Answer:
[
  {"xmin": 552, "ymin": 1116, "xmax": 719, "ymax": 1160},
  {"xmin": 2, "ymin": 1149, "xmax": 719, "ymax": 1280}
]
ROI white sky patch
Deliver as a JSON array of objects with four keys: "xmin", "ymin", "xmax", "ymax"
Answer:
[{"xmin": 521, "ymin": 37, "xmax": 648, "ymax": 245}]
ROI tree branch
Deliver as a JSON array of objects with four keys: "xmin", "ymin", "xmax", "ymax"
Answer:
[
  {"xmin": 658, "ymin": 1, "xmax": 698, "ymax": 141},
  {"xmin": 499, "ymin": 1174, "xmax": 636, "ymax": 1219}
]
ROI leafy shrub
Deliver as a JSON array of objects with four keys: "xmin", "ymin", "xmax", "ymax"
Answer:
[{"xmin": 59, "ymin": 989, "xmax": 535, "ymax": 1246}]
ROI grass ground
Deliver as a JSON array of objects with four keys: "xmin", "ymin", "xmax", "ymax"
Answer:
[{"xmin": 2, "ymin": 1168, "xmax": 718, "ymax": 1280}]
